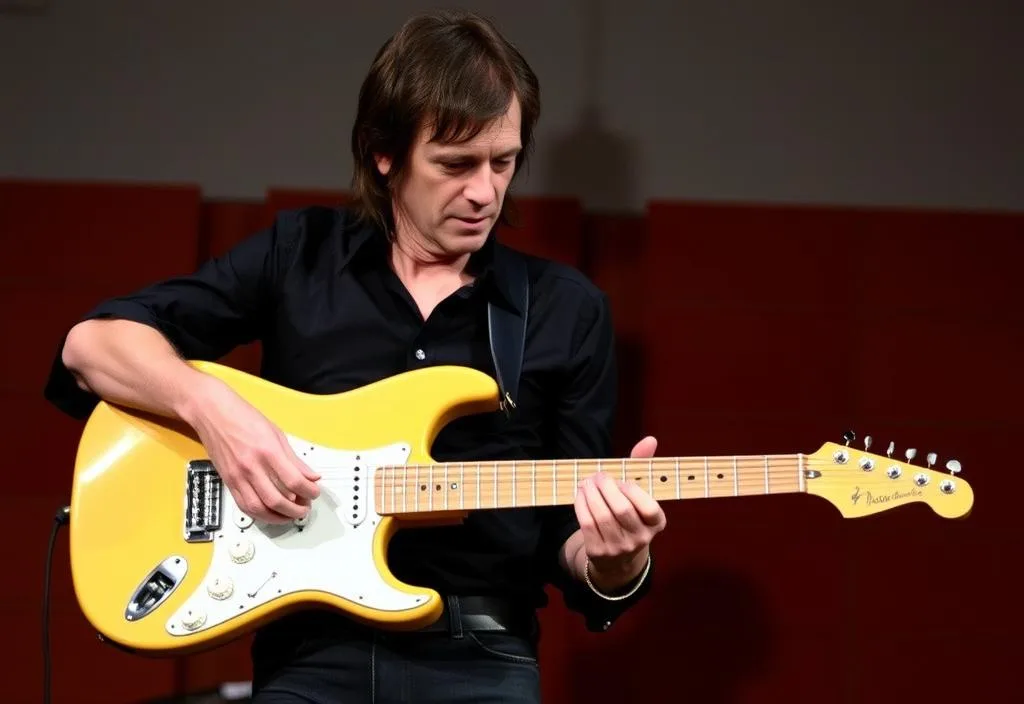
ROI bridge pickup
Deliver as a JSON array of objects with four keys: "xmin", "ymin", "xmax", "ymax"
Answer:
[{"xmin": 184, "ymin": 460, "xmax": 222, "ymax": 542}]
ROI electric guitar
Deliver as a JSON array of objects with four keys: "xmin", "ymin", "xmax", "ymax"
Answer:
[{"xmin": 66, "ymin": 361, "xmax": 974, "ymax": 656}]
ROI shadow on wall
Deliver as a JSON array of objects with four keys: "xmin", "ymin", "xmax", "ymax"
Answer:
[
  {"xmin": 541, "ymin": 0, "xmax": 640, "ymax": 213},
  {"xmin": 543, "ymin": 103, "xmax": 640, "ymax": 213},
  {"xmin": 567, "ymin": 560, "xmax": 776, "ymax": 704}
]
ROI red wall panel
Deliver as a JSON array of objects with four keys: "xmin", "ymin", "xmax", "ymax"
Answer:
[
  {"xmin": 633, "ymin": 199, "xmax": 1023, "ymax": 703},
  {"xmin": 500, "ymin": 196, "xmax": 583, "ymax": 267},
  {"xmin": 0, "ymin": 179, "xmax": 201, "ymax": 287},
  {"xmin": 580, "ymin": 213, "xmax": 649, "ymax": 456},
  {"xmin": 0, "ymin": 180, "xmax": 205, "ymax": 703},
  {"xmin": 265, "ymin": 186, "xmax": 351, "ymax": 214}
]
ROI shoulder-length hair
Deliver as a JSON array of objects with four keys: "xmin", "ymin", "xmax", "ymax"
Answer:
[{"xmin": 349, "ymin": 10, "xmax": 540, "ymax": 236}]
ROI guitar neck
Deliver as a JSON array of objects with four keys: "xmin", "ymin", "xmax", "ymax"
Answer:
[{"xmin": 374, "ymin": 454, "xmax": 809, "ymax": 515}]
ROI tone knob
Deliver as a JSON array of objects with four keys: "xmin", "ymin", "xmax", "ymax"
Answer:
[
  {"xmin": 228, "ymin": 539, "xmax": 255, "ymax": 564},
  {"xmin": 206, "ymin": 576, "xmax": 234, "ymax": 600},
  {"xmin": 233, "ymin": 511, "xmax": 254, "ymax": 529},
  {"xmin": 180, "ymin": 609, "xmax": 206, "ymax": 631}
]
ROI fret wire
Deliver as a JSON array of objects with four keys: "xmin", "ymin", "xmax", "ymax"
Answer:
[
  {"xmin": 531, "ymin": 460, "xmax": 536, "ymax": 507},
  {"xmin": 675, "ymin": 458, "xmax": 680, "ymax": 499}
]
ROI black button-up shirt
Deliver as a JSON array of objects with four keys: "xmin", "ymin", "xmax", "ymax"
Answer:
[{"xmin": 44, "ymin": 205, "xmax": 649, "ymax": 631}]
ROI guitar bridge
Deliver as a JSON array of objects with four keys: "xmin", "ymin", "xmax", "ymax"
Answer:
[{"xmin": 184, "ymin": 460, "xmax": 222, "ymax": 543}]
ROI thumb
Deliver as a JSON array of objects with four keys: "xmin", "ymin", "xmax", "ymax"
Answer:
[
  {"xmin": 279, "ymin": 434, "xmax": 321, "ymax": 482},
  {"xmin": 630, "ymin": 435, "xmax": 658, "ymax": 458}
]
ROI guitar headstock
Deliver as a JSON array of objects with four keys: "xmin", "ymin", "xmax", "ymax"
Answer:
[{"xmin": 806, "ymin": 431, "xmax": 974, "ymax": 519}]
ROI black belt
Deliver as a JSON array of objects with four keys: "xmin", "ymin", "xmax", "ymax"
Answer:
[{"xmin": 416, "ymin": 595, "xmax": 535, "ymax": 635}]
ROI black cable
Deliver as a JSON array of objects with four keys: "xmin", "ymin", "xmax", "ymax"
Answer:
[{"xmin": 44, "ymin": 505, "xmax": 70, "ymax": 704}]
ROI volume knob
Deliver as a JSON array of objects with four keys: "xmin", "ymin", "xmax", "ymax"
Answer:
[
  {"xmin": 206, "ymin": 576, "xmax": 234, "ymax": 600},
  {"xmin": 228, "ymin": 539, "xmax": 255, "ymax": 564}
]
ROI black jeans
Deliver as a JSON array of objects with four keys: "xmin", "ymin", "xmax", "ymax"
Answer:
[{"xmin": 250, "ymin": 607, "xmax": 542, "ymax": 703}]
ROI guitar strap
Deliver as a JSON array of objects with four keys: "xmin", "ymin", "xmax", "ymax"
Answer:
[{"xmin": 487, "ymin": 250, "xmax": 529, "ymax": 419}]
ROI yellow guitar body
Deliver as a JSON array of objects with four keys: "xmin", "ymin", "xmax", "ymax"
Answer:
[{"xmin": 69, "ymin": 361, "xmax": 501, "ymax": 656}]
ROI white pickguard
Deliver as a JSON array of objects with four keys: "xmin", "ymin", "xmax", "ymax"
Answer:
[{"xmin": 165, "ymin": 437, "xmax": 425, "ymax": 637}]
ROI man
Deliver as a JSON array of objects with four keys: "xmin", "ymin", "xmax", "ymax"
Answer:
[{"xmin": 44, "ymin": 9, "xmax": 666, "ymax": 704}]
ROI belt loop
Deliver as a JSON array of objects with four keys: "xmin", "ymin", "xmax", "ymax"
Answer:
[{"xmin": 446, "ymin": 595, "xmax": 464, "ymax": 639}]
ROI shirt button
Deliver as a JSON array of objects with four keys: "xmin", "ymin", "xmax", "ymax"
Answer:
[{"xmin": 415, "ymin": 349, "xmax": 426, "ymax": 361}]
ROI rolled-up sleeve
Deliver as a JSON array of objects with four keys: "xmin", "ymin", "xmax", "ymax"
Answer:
[{"xmin": 44, "ymin": 224, "xmax": 287, "ymax": 419}]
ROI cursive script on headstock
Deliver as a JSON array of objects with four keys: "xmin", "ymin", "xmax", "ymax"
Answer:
[{"xmin": 851, "ymin": 486, "xmax": 924, "ymax": 506}]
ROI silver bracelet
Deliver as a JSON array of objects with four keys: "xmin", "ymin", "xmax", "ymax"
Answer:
[{"xmin": 583, "ymin": 553, "xmax": 652, "ymax": 601}]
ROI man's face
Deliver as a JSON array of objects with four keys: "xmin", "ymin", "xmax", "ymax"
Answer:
[{"xmin": 376, "ymin": 95, "xmax": 522, "ymax": 258}]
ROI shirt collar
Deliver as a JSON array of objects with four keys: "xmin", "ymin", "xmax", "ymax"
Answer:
[
  {"xmin": 466, "ymin": 232, "xmax": 525, "ymax": 315},
  {"xmin": 336, "ymin": 213, "xmax": 525, "ymax": 315}
]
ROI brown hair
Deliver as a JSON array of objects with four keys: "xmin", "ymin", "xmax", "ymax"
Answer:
[{"xmin": 349, "ymin": 9, "xmax": 540, "ymax": 236}]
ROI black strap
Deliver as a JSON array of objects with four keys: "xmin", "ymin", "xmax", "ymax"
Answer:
[{"xmin": 487, "ymin": 253, "xmax": 529, "ymax": 418}]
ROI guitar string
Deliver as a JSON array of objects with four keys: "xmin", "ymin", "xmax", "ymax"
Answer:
[
  {"xmin": 300, "ymin": 457, "xmax": 882, "ymax": 471},
  {"xmin": 302, "ymin": 460, "xmax": 936, "ymax": 477}
]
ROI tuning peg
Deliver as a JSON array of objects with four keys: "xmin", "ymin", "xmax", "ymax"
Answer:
[
  {"xmin": 886, "ymin": 441, "xmax": 895, "ymax": 458},
  {"xmin": 843, "ymin": 430, "xmax": 856, "ymax": 446},
  {"xmin": 864, "ymin": 435, "xmax": 872, "ymax": 451},
  {"xmin": 926, "ymin": 452, "xmax": 937, "ymax": 468},
  {"xmin": 945, "ymin": 459, "xmax": 962, "ymax": 476},
  {"xmin": 904, "ymin": 448, "xmax": 917, "ymax": 463}
]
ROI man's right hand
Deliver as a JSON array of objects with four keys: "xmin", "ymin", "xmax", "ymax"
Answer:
[{"xmin": 185, "ymin": 375, "xmax": 321, "ymax": 524}]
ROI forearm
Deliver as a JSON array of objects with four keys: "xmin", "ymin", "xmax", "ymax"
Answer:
[{"xmin": 61, "ymin": 318, "xmax": 214, "ymax": 425}]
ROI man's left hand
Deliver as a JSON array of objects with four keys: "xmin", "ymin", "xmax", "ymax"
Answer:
[{"xmin": 572, "ymin": 435, "xmax": 667, "ymax": 593}]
